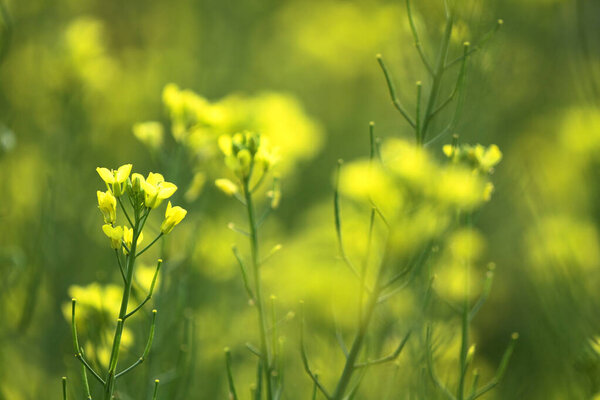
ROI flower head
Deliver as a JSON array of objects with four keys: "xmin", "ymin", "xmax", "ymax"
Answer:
[
  {"xmin": 97, "ymin": 190, "xmax": 117, "ymax": 224},
  {"xmin": 218, "ymin": 131, "xmax": 277, "ymax": 180},
  {"xmin": 142, "ymin": 172, "xmax": 177, "ymax": 209},
  {"xmin": 102, "ymin": 224, "xmax": 123, "ymax": 249},
  {"xmin": 96, "ymin": 164, "xmax": 132, "ymax": 196},
  {"xmin": 442, "ymin": 143, "xmax": 502, "ymax": 174},
  {"xmin": 160, "ymin": 202, "xmax": 187, "ymax": 234}
]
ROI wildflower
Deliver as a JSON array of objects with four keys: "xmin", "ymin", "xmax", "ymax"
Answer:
[
  {"xmin": 97, "ymin": 190, "xmax": 116, "ymax": 224},
  {"xmin": 215, "ymin": 178, "xmax": 239, "ymax": 196},
  {"xmin": 102, "ymin": 224, "xmax": 123, "ymax": 249},
  {"xmin": 123, "ymin": 226, "xmax": 143, "ymax": 254},
  {"xmin": 442, "ymin": 143, "xmax": 502, "ymax": 174},
  {"xmin": 96, "ymin": 164, "xmax": 132, "ymax": 196},
  {"xmin": 160, "ymin": 202, "xmax": 187, "ymax": 234},
  {"xmin": 142, "ymin": 172, "xmax": 177, "ymax": 209},
  {"xmin": 218, "ymin": 131, "xmax": 277, "ymax": 180}
]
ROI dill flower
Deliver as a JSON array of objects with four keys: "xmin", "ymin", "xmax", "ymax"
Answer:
[{"xmin": 160, "ymin": 201, "xmax": 187, "ymax": 234}]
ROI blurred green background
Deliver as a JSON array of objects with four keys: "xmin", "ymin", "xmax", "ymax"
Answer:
[{"xmin": 1, "ymin": 0, "xmax": 600, "ymax": 398}]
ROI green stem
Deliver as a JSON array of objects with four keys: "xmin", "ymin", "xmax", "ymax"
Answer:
[
  {"xmin": 104, "ymin": 213, "xmax": 143, "ymax": 399},
  {"xmin": 136, "ymin": 233, "xmax": 163, "ymax": 257},
  {"xmin": 243, "ymin": 178, "xmax": 273, "ymax": 400},
  {"xmin": 420, "ymin": 12, "xmax": 454, "ymax": 145},
  {"xmin": 331, "ymin": 280, "xmax": 382, "ymax": 400}
]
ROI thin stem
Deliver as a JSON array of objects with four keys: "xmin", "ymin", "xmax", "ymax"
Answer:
[
  {"xmin": 331, "ymin": 280, "xmax": 381, "ymax": 400},
  {"xmin": 354, "ymin": 331, "xmax": 411, "ymax": 368},
  {"xmin": 406, "ymin": 0, "xmax": 433, "ymax": 75},
  {"xmin": 115, "ymin": 309, "xmax": 157, "ymax": 378},
  {"xmin": 71, "ymin": 299, "xmax": 105, "ymax": 385},
  {"xmin": 104, "ymin": 209, "xmax": 143, "ymax": 399},
  {"xmin": 426, "ymin": 325, "xmax": 457, "ymax": 400},
  {"xmin": 416, "ymin": 81, "xmax": 423, "ymax": 139},
  {"xmin": 246, "ymin": 342, "xmax": 262, "ymax": 358},
  {"xmin": 445, "ymin": 19, "xmax": 503, "ymax": 69},
  {"xmin": 468, "ymin": 333, "xmax": 518, "ymax": 400},
  {"xmin": 124, "ymin": 259, "xmax": 162, "ymax": 320},
  {"xmin": 136, "ymin": 233, "xmax": 163, "ymax": 257},
  {"xmin": 115, "ymin": 250, "xmax": 126, "ymax": 284},
  {"xmin": 243, "ymin": 177, "xmax": 273, "ymax": 400},
  {"xmin": 376, "ymin": 55, "xmax": 417, "ymax": 129},
  {"xmin": 300, "ymin": 302, "xmax": 333, "ymax": 400},
  {"xmin": 117, "ymin": 197, "xmax": 134, "ymax": 227},
  {"xmin": 428, "ymin": 41, "xmax": 470, "ymax": 129},
  {"xmin": 334, "ymin": 160, "xmax": 369, "ymax": 286},
  {"xmin": 233, "ymin": 246, "xmax": 256, "ymax": 301},
  {"xmin": 62, "ymin": 377, "xmax": 67, "ymax": 400},
  {"xmin": 152, "ymin": 379, "xmax": 160, "ymax": 400},
  {"xmin": 225, "ymin": 348, "xmax": 239, "ymax": 400},
  {"xmin": 420, "ymin": 11, "xmax": 454, "ymax": 144},
  {"xmin": 80, "ymin": 349, "xmax": 92, "ymax": 399}
]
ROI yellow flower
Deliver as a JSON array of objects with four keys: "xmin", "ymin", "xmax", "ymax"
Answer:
[
  {"xmin": 442, "ymin": 143, "xmax": 502, "ymax": 174},
  {"xmin": 215, "ymin": 178, "xmax": 239, "ymax": 196},
  {"xmin": 96, "ymin": 164, "xmax": 132, "ymax": 196},
  {"xmin": 133, "ymin": 122, "xmax": 164, "ymax": 150},
  {"xmin": 123, "ymin": 226, "xmax": 143, "ymax": 254},
  {"xmin": 142, "ymin": 172, "xmax": 177, "ymax": 209},
  {"xmin": 160, "ymin": 201, "xmax": 187, "ymax": 234},
  {"xmin": 102, "ymin": 224, "xmax": 123, "ymax": 249},
  {"xmin": 478, "ymin": 144, "xmax": 502, "ymax": 173},
  {"xmin": 97, "ymin": 190, "xmax": 116, "ymax": 224},
  {"xmin": 218, "ymin": 131, "xmax": 277, "ymax": 180}
]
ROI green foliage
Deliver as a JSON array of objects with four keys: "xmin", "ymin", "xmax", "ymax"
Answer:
[{"xmin": 1, "ymin": 0, "xmax": 600, "ymax": 399}]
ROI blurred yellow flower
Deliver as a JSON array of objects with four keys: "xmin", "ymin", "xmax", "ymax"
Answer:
[
  {"xmin": 102, "ymin": 224, "xmax": 123, "ymax": 249},
  {"xmin": 142, "ymin": 172, "xmax": 177, "ymax": 208},
  {"xmin": 215, "ymin": 178, "xmax": 239, "ymax": 196},
  {"xmin": 133, "ymin": 121, "xmax": 164, "ymax": 150},
  {"xmin": 160, "ymin": 201, "xmax": 187, "ymax": 234},
  {"xmin": 443, "ymin": 143, "xmax": 502, "ymax": 174},
  {"xmin": 97, "ymin": 190, "xmax": 116, "ymax": 224},
  {"xmin": 96, "ymin": 164, "xmax": 132, "ymax": 196}
]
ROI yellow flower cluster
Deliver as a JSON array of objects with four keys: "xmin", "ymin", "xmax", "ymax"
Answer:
[
  {"xmin": 218, "ymin": 131, "xmax": 278, "ymax": 180},
  {"xmin": 442, "ymin": 143, "xmax": 503, "ymax": 174},
  {"xmin": 338, "ymin": 139, "xmax": 498, "ymax": 257},
  {"xmin": 95, "ymin": 164, "xmax": 187, "ymax": 250}
]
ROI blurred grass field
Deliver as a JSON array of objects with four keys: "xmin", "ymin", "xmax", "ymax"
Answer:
[{"xmin": 1, "ymin": 0, "xmax": 600, "ymax": 399}]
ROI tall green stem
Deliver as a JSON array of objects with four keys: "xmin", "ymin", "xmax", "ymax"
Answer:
[
  {"xmin": 243, "ymin": 179, "xmax": 273, "ymax": 400},
  {"xmin": 104, "ymin": 209, "xmax": 142, "ymax": 400}
]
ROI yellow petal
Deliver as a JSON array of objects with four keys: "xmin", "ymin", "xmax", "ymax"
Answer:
[
  {"xmin": 146, "ymin": 172, "xmax": 165, "ymax": 186},
  {"xmin": 116, "ymin": 164, "xmax": 132, "ymax": 182},
  {"xmin": 157, "ymin": 182, "xmax": 177, "ymax": 199},
  {"xmin": 97, "ymin": 167, "xmax": 115, "ymax": 184}
]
